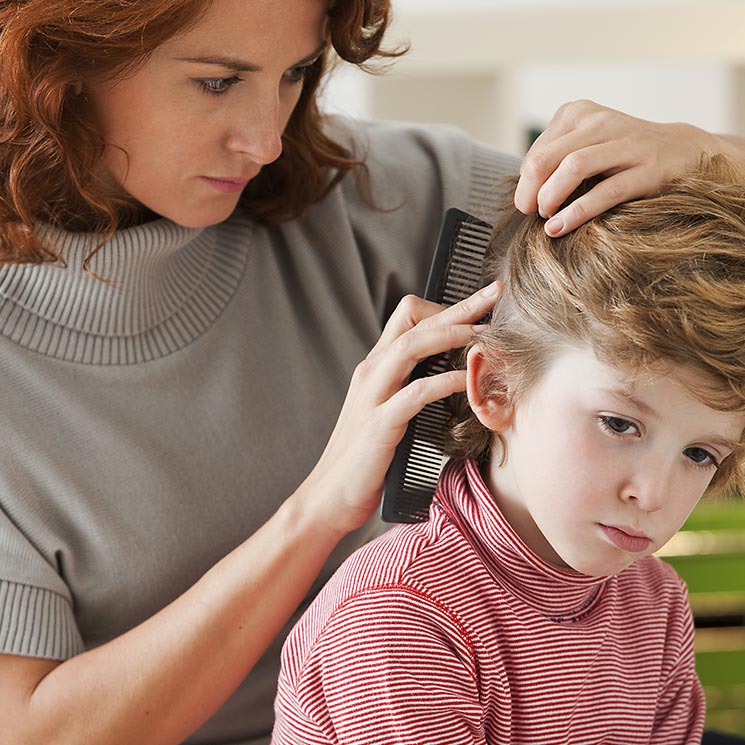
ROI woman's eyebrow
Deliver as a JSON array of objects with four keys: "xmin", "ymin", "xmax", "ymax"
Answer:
[{"xmin": 174, "ymin": 43, "xmax": 326, "ymax": 73}]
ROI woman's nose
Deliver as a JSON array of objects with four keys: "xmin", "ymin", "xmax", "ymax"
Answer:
[{"xmin": 225, "ymin": 91, "xmax": 284, "ymax": 165}]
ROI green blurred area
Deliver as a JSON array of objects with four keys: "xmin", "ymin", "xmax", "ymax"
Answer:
[{"xmin": 659, "ymin": 499, "xmax": 745, "ymax": 735}]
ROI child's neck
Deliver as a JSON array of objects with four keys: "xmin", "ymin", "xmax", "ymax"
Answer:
[{"xmin": 481, "ymin": 449, "xmax": 569, "ymax": 569}]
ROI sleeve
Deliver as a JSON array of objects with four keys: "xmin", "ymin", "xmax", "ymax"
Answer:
[
  {"xmin": 273, "ymin": 587, "xmax": 486, "ymax": 745},
  {"xmin": 0, "ymin": 503, "xmax": 83, "ymax": 659},
  {"xmin": 650, "ymin": 583, "xmax": 706, "ymax": 745},
  {"xmin": 330, "ymin": 117, "xmax": 521, "ymax": 322}
]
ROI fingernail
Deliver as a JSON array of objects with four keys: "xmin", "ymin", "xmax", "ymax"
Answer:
[
  {"xmin": 545, "ymin": 216, "xmax": 564, "ymax": 236},
  {"xmin": 473, "ymin": 324, "xmax": 490, "ymax": 333},
  {"xmin": 480, "ymin": 281, "xmax": 500, "ymax": 297}
]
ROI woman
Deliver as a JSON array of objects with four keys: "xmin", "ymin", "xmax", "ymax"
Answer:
[{"xmin": 0, "ymin": 1, "xmax": 741, "ymax": 743}]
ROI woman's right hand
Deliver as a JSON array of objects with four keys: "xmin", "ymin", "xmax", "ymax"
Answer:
[{"xmin": 303, "ymin": 281, "xmax": 501, "ymax": 537}]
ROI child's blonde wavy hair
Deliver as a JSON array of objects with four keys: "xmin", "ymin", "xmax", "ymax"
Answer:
[{"xmin": 447, "ymin": 157, "xmax": 745, "ymax": 496}]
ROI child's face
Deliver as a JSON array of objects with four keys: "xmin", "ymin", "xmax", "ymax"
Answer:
[{"xmin": 480, "ymin": 346, "xmax": 745, "ymax": 577}]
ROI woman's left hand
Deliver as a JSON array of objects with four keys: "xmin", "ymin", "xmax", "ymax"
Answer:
[{"xmin": 514, "ymin": 99, "xmax": 741, "ymax": 237}]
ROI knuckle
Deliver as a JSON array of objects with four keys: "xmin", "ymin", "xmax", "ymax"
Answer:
[
  {"xmin": 568, "ymin": 99, "xmax": 605, "ymax": 130},
  {"xmin": 554, "ymin": 100, "xmax": 571, "ymax": 118},
  {"xmin": 404, "ymin": 376, "xmax": 429, "ymax": 405},
  {"xmin": 396, "ymin": 294, "xmax": 422, "ymax": 318},
  {"xmin": 521, "ymin": 150, "xmax": 550, "ymax": 181},
  {"xmin": 573, "ymin": 98, "xmax": 598, "ymax": 114},
  {"xmin": 557, "ymin": 99, "xmax": 586, "ymax": 126},
  {"xmin": 352, "ymin": 357, "xmax": 374, "ymax": 383},
  {"xmin": 562, "ymin": 151, "xmax": 586, "ymax": 177},
  {"xmin": 568, "ymin": 199, "xmax": 588, "ymax": 224},
  {"xmin": 554, "ymin": 99, "xmax": 581, "ymax": 124},
  {"xmin": 588, "ymin": 110, "xmax": 613, "ymax": 132},
  {"xmin": 390, "ymin": 329, "xmax": 416, "ymax": 358},
  {"xmin": 460, "ymin": 292, "xmax": 487, "ymax": 319},
  {"xmin": 599, "ymin": 177, "xmax": 625, "ymax": 204},
  {"xmin": 447, "ymin": 320, "xmax": 468, "ymax": 343}
]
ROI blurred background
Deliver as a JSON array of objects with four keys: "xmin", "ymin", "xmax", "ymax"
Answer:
[
  {"xmin": 323, "ymin": 0, "xmax": 745, "ymax": 735},
  {"xmin": 322, "ymin": 0, "xmax": 745, "ymax": 155}
]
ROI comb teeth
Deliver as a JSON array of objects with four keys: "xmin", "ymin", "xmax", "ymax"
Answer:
[
  {"xmin": 441, "ymin": 223, "xmax": 493, "ymax": 304},
  {"xmin": 381, "ymin": 209, "xmax": 493, "ymax": 523}
]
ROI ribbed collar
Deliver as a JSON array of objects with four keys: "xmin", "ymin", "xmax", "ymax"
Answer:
[
  {"xmin": 435, "ymin": 460, "xmax": 608, "ymax": 623},
  {"xmin": 0, "ymin": 217, "xmax": 251, "ymax": 365}
]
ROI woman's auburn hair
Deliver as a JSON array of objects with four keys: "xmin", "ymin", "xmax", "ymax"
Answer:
[
  {"xmin": 0, "ymin": 0, "xmax": 402, "ymax": 264},
  {"xmin": 447, "ymin": 157, "xmax": 745, "ymax": 496}
]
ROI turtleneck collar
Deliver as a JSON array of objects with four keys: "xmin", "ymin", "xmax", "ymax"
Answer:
[
  {"xmin": 434, "ymin": 459, "xmax": 608, "ymax": 623},
  {"xmin": 0, "ymin": 216, "xmax": 252, "ymax": 365}
]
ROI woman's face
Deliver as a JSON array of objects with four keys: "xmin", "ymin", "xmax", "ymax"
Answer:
[{"xmin": 86, "ymin": 0, "xmax": 327, "ymax": 227}]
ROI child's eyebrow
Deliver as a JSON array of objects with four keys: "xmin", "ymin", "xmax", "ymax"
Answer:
[
  {"xmin": 708, "ymin": 435, "xmax": 738, "ymax": 453},
  {"xmin": 601, "ymin": 387, "xmax": 738, "ymax": 452},
  {"xmin": 600, "ymin": 388, "xmax": 659, "ymax": 419}
]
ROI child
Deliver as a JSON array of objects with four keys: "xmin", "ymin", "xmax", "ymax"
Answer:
[{"xmin": 271, "ymin": 159, "xmax": 745, "ymax": 745}]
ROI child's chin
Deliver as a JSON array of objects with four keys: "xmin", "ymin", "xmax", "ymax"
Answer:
[{"xmin": 561, "ymin": 551, "xmax": 633, "ymax": 578}]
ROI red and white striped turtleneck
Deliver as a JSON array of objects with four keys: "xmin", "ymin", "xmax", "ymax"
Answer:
[{"xmin": 273, "ymin": 459, "xmax": 704, "ymax": 745}]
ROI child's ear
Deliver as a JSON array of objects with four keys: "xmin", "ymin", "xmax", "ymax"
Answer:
[{"xmin": 466, "ymin": 345, "xmax": 513, "ymax": 431}]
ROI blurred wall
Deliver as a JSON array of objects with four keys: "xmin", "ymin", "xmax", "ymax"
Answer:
[{"xmin": 321, "ymin": 0, "xmax": 745, "ymax": 155}]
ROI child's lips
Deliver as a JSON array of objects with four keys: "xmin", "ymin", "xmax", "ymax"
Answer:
[{"xmin": 600, "ymin": 524, "xmax": 652, "ymax": 553}]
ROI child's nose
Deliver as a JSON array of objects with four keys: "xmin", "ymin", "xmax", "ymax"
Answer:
[{"xmin": 619, "ymin": 467, "xmax": 670, "ymax": 512}]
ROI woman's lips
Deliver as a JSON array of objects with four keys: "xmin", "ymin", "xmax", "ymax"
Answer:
[
  {"xmin": 201, "ymin": 176, "xmax": 250, "ymax": 194},
  {"xmin": 600, "ymin": 524, "xmax": 652, "ymax": 553}
]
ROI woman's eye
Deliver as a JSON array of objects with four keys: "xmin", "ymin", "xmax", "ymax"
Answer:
[
  {"xmin": 683, "ymin": 447, "xmax": 719, "ymax": 469},
  {"xmin": 283, "ymin": 64, "xmax": 312, "ymax": 85},
  {"xmin": 195, "ymin": 76, "xmax": 242, "ymax": 96},
  {"xmin": 599, "ymin": 415, "xmax": 639, "ymax": 436}
]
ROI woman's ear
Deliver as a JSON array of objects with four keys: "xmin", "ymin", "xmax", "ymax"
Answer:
[{"xmin": 466, "ymin": 345, "xmax": 513, "ymax": 431}]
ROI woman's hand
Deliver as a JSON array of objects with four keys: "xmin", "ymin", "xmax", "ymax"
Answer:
[
  {"xmin": 514, "ymin": 99, "xmax": 744, "ymax": 237},
  {"xmin": 303, "ymin": 282, "xmax": 501, "ymax": 537}
]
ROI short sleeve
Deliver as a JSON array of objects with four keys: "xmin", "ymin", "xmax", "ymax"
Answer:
[{"xmin": 0, "ymin": 504, "xmax": 83, "ymax": 659}]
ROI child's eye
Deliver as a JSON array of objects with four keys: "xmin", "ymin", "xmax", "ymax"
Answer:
[
  {"xmin": 194, "ymin": 76, "xmax": 242, "ymax": 96},
  {"xmin": 683, "ymin": 446, "xmax": 719, "ymax": 469},
  {"xmin": 598, "ymin": 415, "xmax": 639, "ymax": 436}
]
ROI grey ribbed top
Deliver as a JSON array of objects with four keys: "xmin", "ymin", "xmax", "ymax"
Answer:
[
  {"xmin": 0, "ymin": 119, "xmax": 519, "ymax": 745},
  {"xmin": 0, "ymin": 219, "xmax": 249, "ymax": 365}
]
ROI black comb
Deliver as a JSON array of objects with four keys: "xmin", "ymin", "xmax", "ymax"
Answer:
[{"xmin": 381, "ymin": 207, "xmax": 493, "ymax": 523}]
